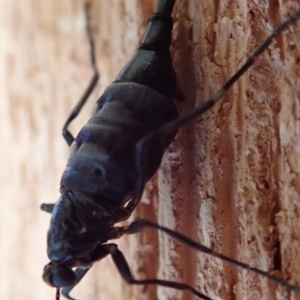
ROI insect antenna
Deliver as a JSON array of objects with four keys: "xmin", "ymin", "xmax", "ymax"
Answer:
[
  {"xmin": 56, "ymin": 288, "xmax": 60, "ymax": 300},
  {"xmin": 125, "ymin": 219, "xmax": 300, "ymax": 294}
]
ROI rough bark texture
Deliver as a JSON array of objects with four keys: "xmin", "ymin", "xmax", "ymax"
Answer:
[{"xmin": 1, "ymin": 0, "xmax": 300, "ymax": 300}]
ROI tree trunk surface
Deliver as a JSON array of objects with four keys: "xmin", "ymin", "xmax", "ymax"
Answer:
[{"xmin": 1, "ymin": 0, "xmax": 300, "ymax": 300}]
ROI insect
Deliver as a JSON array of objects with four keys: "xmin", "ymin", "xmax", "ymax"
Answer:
[{"xmin": 40, "ymin": 0, "xmax": 300, "ymax": 299}]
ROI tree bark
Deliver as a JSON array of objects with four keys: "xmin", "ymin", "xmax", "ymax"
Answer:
[{"xmin": 1, "ymin": 0, "xmax": 300, "ymax": 300}]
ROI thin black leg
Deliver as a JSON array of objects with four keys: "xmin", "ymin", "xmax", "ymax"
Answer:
[
  {"xmin": 107, "ymin": 244, "xmax": 213, "ymax": 300},
  {"xmin": 40, "ymin": 203, "xmax": 55, "ymax": 213},
  {"xmin": 61, "ymin": 268, "xmax": 90, "ymax": 300},
  {"xmin": 62, "ymin": 3, "xmax": 99, "ymax": 146},
  {"xmin": 134, "ymin": 11, "xmax": 300, "ymax": 186},
  {"xmin": 125, "ymin": 219, "xmax": 300, "ymax": 294}
]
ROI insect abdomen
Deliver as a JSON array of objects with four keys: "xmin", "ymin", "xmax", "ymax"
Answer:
[
  {"xmin": 61, "ymin": 82, "xmax": 178, "ymax": 205},
  {"xmin": 60, "ymin": 0, "xmax": 179, "ymax": 208}
]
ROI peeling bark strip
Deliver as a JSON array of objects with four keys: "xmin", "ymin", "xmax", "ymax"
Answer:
[{"xmin": 1, "ymin": 0, "xmax": 300, "ymax": 300}]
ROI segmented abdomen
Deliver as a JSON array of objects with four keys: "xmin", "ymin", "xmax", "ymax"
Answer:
[{"xmin": 60, "ymin": 82, "xmax": 179, "ymax": 207}]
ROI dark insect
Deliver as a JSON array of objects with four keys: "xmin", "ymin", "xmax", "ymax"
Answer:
[{"xmin": 40, "ymin": 0, "xmax": 300, "ymax": 299}]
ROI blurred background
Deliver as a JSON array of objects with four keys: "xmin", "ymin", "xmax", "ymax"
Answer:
[{"xmin": 0, "ymin": 0, "xmax": 140, "ymax": 298}]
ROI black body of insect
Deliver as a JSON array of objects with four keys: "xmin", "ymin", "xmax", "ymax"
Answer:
[{"xmin": 40, "ymin": 0, "xmax": 300, "ymax": 299}]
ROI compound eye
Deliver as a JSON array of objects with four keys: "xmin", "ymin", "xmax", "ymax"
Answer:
[{"xmin": 43, "ymin": 262, "xmax": 76, "ymax": 288}]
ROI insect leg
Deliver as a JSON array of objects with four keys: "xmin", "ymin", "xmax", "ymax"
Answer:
[
  {"xmin": 133, "ymin": 11, "xmax": 300, "ymax": 201},
  {"xmin": 40, "ymin": 203, "xmax": 54, "ymax": 214},
  {"xmin": 58, "ymin": 245, "xmax": 113, "ymax": 300},
  {"xmin": 60, "ymin": 268, "xmax": 90, "ymax": 300},
  {"xmin": 125, "ymin": 219, "xmax": 300, "ymax": 295},
  {"xmin": 62, "ymin": 2, "xmax": 99, "ymax": 146},
  {"xmin": 106, "ymin": 243, "xmax": 214, "ymax": 300},
  {"xmin": 41, "ymin": 4, "xmax": 99, "ymax": 214}
]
